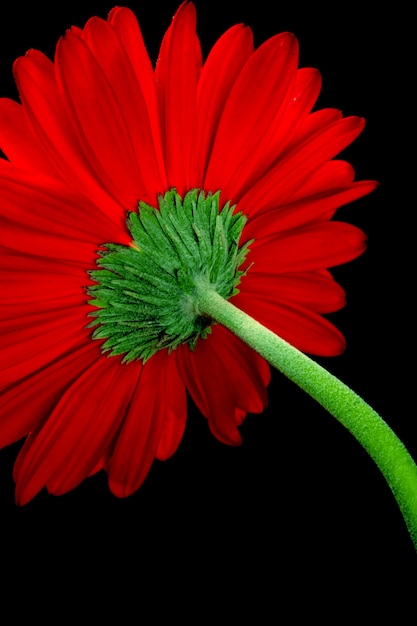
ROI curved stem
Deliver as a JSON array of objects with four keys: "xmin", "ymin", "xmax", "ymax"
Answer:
[{"xmin": 196, "ymin": 287, "xmax": 417, "ymax": 550}]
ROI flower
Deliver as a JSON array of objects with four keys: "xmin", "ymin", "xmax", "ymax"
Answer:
[{"xmin": 0, "ymin": 2, "xmax": 376, "ymax": 504}]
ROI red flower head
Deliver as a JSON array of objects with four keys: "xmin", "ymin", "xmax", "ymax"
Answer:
[{"xmin": 0, "ymin": 3, "xmax": 376, "ymax": 503}]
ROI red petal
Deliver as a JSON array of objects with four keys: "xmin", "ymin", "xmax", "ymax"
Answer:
[
  {"xmin": 178, "ymin": 326, "xmax": 270, "ymax": 446},
  {"xmin": 266, "ymin": 67, "xmax": 322, "ymax": 155},
  {"xmin": 108, "ymin": 7, "xmax": 167, "ymax": 190},
  {"xmin": 221, "ymin": 68, "xmax": 322, "ymax": 200},
  {"xmin": 239, "ymin": 269, "xmax": 346, "ymax": 314},
  {"xmin": 55, "ymin": 29, "xmax": 149, "ymax": 210},
  {"xmin": 0, "ymin": 342, "xmax": 98, "ymax": 448},
  {"xmin": 0, "ymin": 161, "xmax": 126, "ymax": 253},
  {"xmin": 1, "ymin": 255, "xmax": 87, "ymax": 316},
  {"xmin": 192, "ymin": 23, "xmax": 254, "ymax": 185},
  {"xmin": 291, "ymin": 159, "xmax": 355, "ymax": 198},
  {"xmin": 0, "ymin": 249, "xmax": 87, "ymax": 278},
  {"xmin": 155, "ymin": 354, "xmax": 187, "ymax": 461},
  {"xmin": 107, "ymin": 351, "xmax": 178, "ymax": 497},
  {"xmin": 13, "ymin": 355, "xmax": 142, "ymax": 504},
  {"xmin": 155, "ymin": 1, "xmax": 201, "ymax": 194},
  {"xmin": 13, "ymin": 50, "xmax": 126, "ymax": 224},
  {"xmin": 291, "ymin": 107, "xmax": 342, "ymax": 145},
  {"xmin": 0, "ymin": 98, "xmax": 57, "ymax": 175},
  {"xmin": 247, "ymin": 221, "xmax": 367, "ymax": 273},
  {"xmin": 2, "ymin": 291, "xmax": 87, "ymax": 321},
  {"xmin": 0, "ymin": 309, "xmax": 90, "ymax": 388},
  {"xmin": 204, "ymin": 32, "xmax": 299, "ymax": 194},
  {"xmin": 80, "ymin": 16, "xmax": 166, "ymax": 202},
  {"xmin": 238, "ymin": 115, "xmax": 365, "ymax": 215},
  {"xmin": 243, "ymin": 179, "xmax": 377, "ymax": 241}
]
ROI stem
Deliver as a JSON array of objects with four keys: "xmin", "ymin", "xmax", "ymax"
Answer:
[{"xmin": 197, "ymin": 287, "xmax": 417, "ymax": 550}]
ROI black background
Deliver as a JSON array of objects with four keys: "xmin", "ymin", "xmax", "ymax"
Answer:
[{"xmin": 1, "ymin": 0, "xmax": 415, "ymax": 615}]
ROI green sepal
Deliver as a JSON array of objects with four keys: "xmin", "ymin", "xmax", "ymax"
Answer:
[{"xmin": 87, "ymin": 188, "xmax": 252, "ymax": 363}]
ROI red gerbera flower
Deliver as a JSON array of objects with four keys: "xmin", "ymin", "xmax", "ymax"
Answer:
[{"xmin": 0, "ymin": 2, "xmax": 376, "ymax": 504}]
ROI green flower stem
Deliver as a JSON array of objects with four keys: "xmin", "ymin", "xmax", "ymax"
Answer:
[{"xmin": 196, "ymin": 286, "xmax": 417, "ymax": 550}]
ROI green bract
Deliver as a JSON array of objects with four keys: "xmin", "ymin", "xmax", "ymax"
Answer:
[{"xmin": 87, "ymin": 189, "xmax": 252, "ymax": 363}]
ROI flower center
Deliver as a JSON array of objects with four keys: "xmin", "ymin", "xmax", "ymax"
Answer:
[{"xmin": 87, "ymin": 189, "xmax": 252, "ymax": 363}]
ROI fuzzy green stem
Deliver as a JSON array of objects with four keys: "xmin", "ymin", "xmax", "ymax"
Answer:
[{"xmin": 197, "ymin": 286, "xmax": 417, "ymax": 550}]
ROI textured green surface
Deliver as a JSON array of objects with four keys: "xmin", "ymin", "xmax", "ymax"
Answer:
[
  {"xmin": 87, "ymin": 188, "xmax": 252, "ymax": 362},
  {"xmin": 196, "ymin": 288, "xmax": 417, "ymax": 551}
]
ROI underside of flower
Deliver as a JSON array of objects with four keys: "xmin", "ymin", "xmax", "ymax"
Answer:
[
  {"xmin": 87, "ymin": 189, "xmax": 252, "ymax": 362},
  {"xmin": 0, "ymin": 2, "xmax": 380, "ymax": 506}
]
